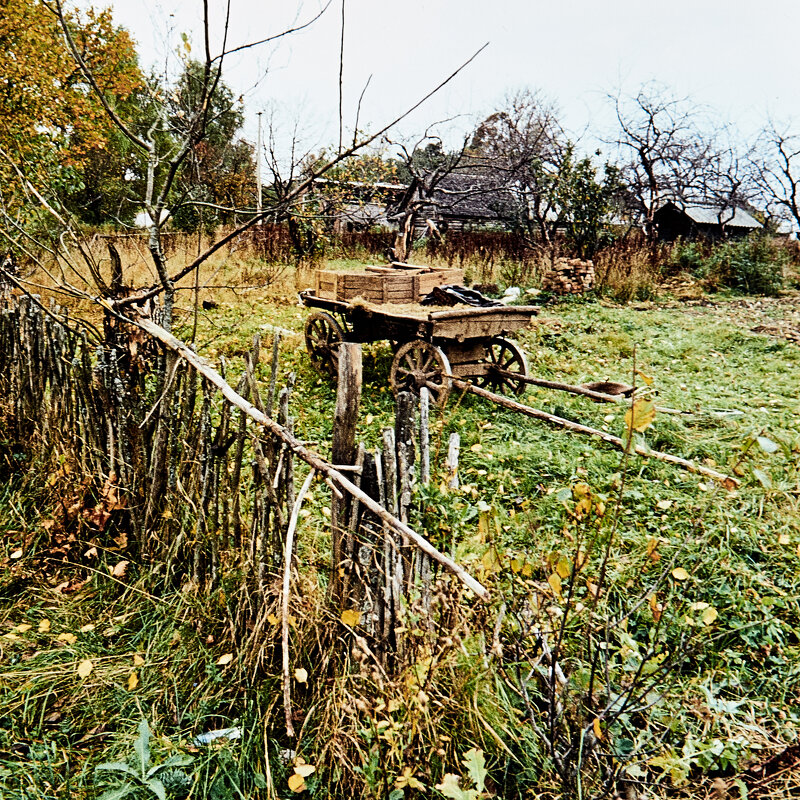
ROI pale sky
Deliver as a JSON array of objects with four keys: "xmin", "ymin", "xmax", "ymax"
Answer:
[{"xmin": 99, "ymin": 0, "xmax": 800, "ymax": 160}]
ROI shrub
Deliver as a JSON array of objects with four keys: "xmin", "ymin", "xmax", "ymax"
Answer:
[
  {"xmin": 668, "ymin": 239, "xmax": 707, "ymax": 274},
  {"xmin": 704, "ymin": 234, "xmax": 788, "ymax": 295}
]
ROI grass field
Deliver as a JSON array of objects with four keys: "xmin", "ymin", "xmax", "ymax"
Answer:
[{"xmin": 1, "ymin": 273, "xmax": 799, "ymax": 799}]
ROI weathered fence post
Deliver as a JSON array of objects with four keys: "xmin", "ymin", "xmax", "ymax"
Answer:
[{"xmin": 330, "ymin": 342, "xmax": 362, "ymax": 604}]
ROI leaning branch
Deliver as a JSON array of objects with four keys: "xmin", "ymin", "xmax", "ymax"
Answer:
[
  {"xmin": 450, "ymin": 378, "xmax": 739, "ymax": 487},
  {"xmin": 135, "ymin": 317, "xmax": 489, "ymax": 599},
  {"xmin": 116, "ymin": 42, "xmax": 490, "ymax": 309}
]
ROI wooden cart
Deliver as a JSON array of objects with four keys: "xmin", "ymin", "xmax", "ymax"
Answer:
[{"xmin": 300, "ymin": 289, "xmax": 538, "ymax": 406}]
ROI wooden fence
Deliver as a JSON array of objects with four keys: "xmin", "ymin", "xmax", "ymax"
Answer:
[{"xmin": 0, "ymin": 291, "xmax": 470, "ymax": 682}]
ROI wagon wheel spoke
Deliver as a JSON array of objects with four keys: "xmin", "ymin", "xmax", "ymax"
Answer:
[
  {"xmin": 304, "ymin": 312, "xmax": 344, "ymax": 377},
  {"xmin": 390, "ymin": 341, "xmax": 451, "ymax": 407},
  {"xmin": 478, "ymin": 337, "xmax": 529, "ymax": 396}
]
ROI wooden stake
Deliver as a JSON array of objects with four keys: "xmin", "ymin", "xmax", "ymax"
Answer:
[{"xmin": 282, "ymin": 468, "xmax": 316, "ymax": 738}]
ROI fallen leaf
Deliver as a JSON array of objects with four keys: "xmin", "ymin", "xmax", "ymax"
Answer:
[
  {"xmin": 127, "ymin": 671, "xmax": 139, "ymax": 691},
  {"xmin": 671, "ymin": 568, "xmax": 689, "ymax": 581},
  {"xmin": 79, "ymin": 624, "xmax": 95, "ymax": 633},
  {"xmin": 656, "ymin": 499, "xmax": 672, "ymax": 510},
  {"xmin": 294, "ymin": 764, "xmax": 315, "ymax": 778},
  {"xmin": 435, "ymin": 773, "xmax": 463, "ymax": 798},
  {"xmin": 111, "ymin": 561, "xmax": 129, "ymax": 578},
  {"xmin": 778, "ymin": 533, "xmax": 791, "ymax": 545},
  {"xmin": 267, "ymin": 614, "xmax": 279, "ymax": 625},
  {"xmin": 10, "ymin": 549, "xmax": 23, "ymax": 560},
  {"xmin": 340, "ymin": 609, "xmax": 361, "ymax": 627},
  {"xmin": 15, "ymin": 623, "xmax": 32, "ymax": 633},
  {"xmin": 648, "ymin": 593, "xmax": 663, "ymax": 622},
  {"xmin": 548, "ymin": 572, "xmax": 563, "ymax": 598},
  {"xmin": 57, "ymin": 632, "xmax": 78, "ymax": 645},
  {"xmin": 294, "ymin": 668, "xmax": 308, "ymax": 684},
  {"xmin": 38, "ymin": 619, "xmax": 51, "ymax": 633},
  {"xmin": 470, "ymin": 443, "xmax": 482, "ymax": 452},
  {"xmin": 701, "ymin": 607, "xmax": 719, "ymax": 626},
  {"xmin": 77, "ymin": 659, "xmax": 93, "ymax": 678},
  {"xmin": 216, "ymin": 653, "xmax": 234, "ymax": 666},
  {"xmin": 555, "ymin": 556, "xmax": 571, "ymax": 580},
  {"xmin": 287, "ymin": 773, "xmax": 306, "ymax": 792},
  {"xmin": 133, "ymin": 654, "xmax": 145, "ymax": 667},
  {"xmin": 593, "ymin": 717, "xmax": 604, "ymax": 740},
  {"xmin": 756, "ymin": 435, "xmax": 778, "ymax": 454},
  {"xmin": 646, "ymin": 539, "xmax": 661, "ymax": 562}
]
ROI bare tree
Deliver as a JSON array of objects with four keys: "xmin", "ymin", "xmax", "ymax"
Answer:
[
  {"xmin": 468, "ymin": 89, "xmax": 568, "ymax": 254},
  {"xmin": 750, "ymin": 119, "xmax": 800, "ymax": 233},
  {"xmin": 609, "ymin": 83, "xmax": 717, "ymax": 240},
  {"xmin": 385, "ymin": 131, "xmax": 469, "ymax": 261}
]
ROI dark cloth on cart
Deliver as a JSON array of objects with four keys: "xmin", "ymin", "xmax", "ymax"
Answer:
[{"xmin": 420, "ymin": 285, "xmax": 503, "ymax": 307}]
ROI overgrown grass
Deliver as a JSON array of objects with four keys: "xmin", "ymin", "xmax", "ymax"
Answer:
[{"xmin": 2, "ymin": 283, "xmax": 799, "ymax": 798}]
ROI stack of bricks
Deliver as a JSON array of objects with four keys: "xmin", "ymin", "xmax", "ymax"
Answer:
[{"xmin": 541, "ymin": 258, "xmax": 595, "ymax": 295}]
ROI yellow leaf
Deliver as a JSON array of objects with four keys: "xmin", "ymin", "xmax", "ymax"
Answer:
[
  {"xmin": 555, "ymin": 557, "xmax": 571, "ymax": 580},
  {"xmin": 521, "ymin": 562, "xmax": 533, "ymax": 578},
  {"xmin": 340, "ymin": 609, "xmax": 361, "ymax": 627},
  {"xmin": 216, "ymin": 653, "xmax": 234, "ymax": 666},
  {"xmin": 79, "ymin": 624, "xmax": 95, "ymax": 633},
  {"xmin": 671, "ymin": 568, "xmax": 689, "ymax": 581},
  {"xmin": 481, "ymin": 545, "xmax": 499, "ymax": 573},
  {"xmin": 287, "ymin": 773, "xmax": 306, "ymax": 792},
  {"xmin": 266, "ymin": 614, "xmax": 279, "ymax": 625},
  {"xmin": 15, "ymin": 624, "xmax": 32, "ymax": 633},
  {"xmin": 38, "ymin": 619, "xmax": 51, "ymax": 633},
  {"xmin": 294, "ymin": 764, "xmax": 316, "ymax": 778},
  {"xmin": 646, "ymin": 539, "xmax": 661, "ymax": 562},
  {"xmin": 10, "ymin": 549, "xmax": 23, "ymax": 560},
  {"xmin": 636, "ymin": 370, "xmax": 654, "ymax": 387},
  {"xmin": 593, "ymin": 717, "xmax": 604, "ymax": 740},
  {"xmin": 77, "ymin": 659, "xmax": 93, "ymax": 678},
  {"xmin": 470, "ymin": 443, "xmax": 482, "ymax": 452},
  {"xmin": 548, "ymin": 572, "xmax": 563, "ymax": 598},
  {"xmin": 701, "ymin": 607, "xmax": 719, "ymax": 626},
  {"xmin": 133, "ymin": 654, "xmax": 145, "ymax": 667},
  {"xmin": 57, "ymin": 632, "xmax": 77, "ymax": 645},
  {"xmin": 294, "ymin": 668, "xmax": 308, "ymax": 684},
  {"xmin": 127, "ymin": 671, "xmax": 139, "ymax": 691},
  {"xmin": 387, "ymin": 698, "xmax": 402, "ymax": 713},
  {"xmin": 778, "ymin": 533, "xmax": 791, "ymax": 545},
  {"xmin": 648, "ymin": 593, "xmax": 663, "ymax": 622},
  {"xmin": 656, "ymin": 499, "xmax": 672, "ymax": 510},
  {"xmin": 624, "ymin": 398, "xmax": 656, "ymax": 433}
]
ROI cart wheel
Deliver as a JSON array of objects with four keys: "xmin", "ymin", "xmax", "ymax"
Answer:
[
  {"xmin": 478, "ymin": 337, "xmax": 529, "ymax": 395},
  {"xmin": 390, "ymin": 341, "xmax": 452, "ymax": 407},
  {"xmin": 304, "ymin": 312, "xmax": 344, "ymax": 376}
]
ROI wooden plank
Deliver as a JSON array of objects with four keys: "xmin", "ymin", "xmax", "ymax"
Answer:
[{"xmin": 443, "ymin": 341, "xmax": 486, "ymax": 364}]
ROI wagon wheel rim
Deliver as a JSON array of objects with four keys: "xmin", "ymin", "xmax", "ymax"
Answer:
[
  {"xmin": 390, "ymin": 341, "xmax": 452, "ymax": 407},
  {"xmin": 479, "ymin": 337, "xmax": 529, "ymax": 395},
  {"xmin": 304, "ymin": 312, "xmax": 344, "ymax": 376}
]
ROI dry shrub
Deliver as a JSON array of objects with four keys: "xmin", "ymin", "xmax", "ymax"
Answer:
[{"xmin": 595, "ymin": 238, "xmax": 663, "ymax": 301}]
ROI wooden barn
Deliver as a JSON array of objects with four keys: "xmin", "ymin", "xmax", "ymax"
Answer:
[{"xmin": 654, "ymin": 202, "xmax": 762, "ymax": 241}]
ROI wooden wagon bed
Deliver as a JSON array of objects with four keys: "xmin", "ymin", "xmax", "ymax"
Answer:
[{"xmin": 299, "ymin": 289, "xmax": 539, "ymax": 405}]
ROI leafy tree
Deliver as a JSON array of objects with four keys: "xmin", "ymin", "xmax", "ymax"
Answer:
[
  {"xmin": 0, "ymin": 0, "xmax": 143, "ymax": 223},
  {"xmin": 168, "ymin": 60, "xmax": 256, "ymax": 233},
  {"xmin": 554, "ymin": 146, "xmax": 622, "ymax": 259}
]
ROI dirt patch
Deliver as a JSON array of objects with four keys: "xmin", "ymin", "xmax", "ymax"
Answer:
[
  {"xmin": 661, "ymin": 290, "xmax": 800, "ymax": 345},
  {"xmin": 740, "ymin": 742, "xmax": 800, "ymax": 798}
]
